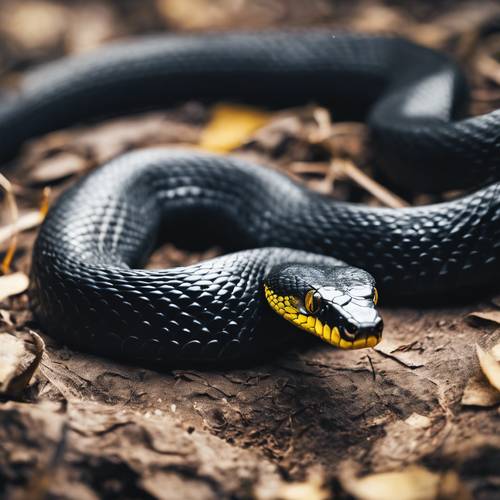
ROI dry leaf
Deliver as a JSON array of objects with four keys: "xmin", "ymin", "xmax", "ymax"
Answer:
[
  {"xmin": 0, "ymin": 210, "xmax": 44, "ymax": 245},
  {"xmin": 27, "ymin": 152, "xmax": 87, "ymax": 184},
  {"xmin": 491, "ymin": 342, "xmax": 500, "ymax": 361},
  {"xmin": 404, "ymin": 413, "xmax": 432, "ymax": 429},
  {"xmin": 351, "ymin": 4, "xmax": 409, "ymax": 34},
  {"xmin": 0, "ymin": 330, "xmax": 45, "ymax": 398},
  {"xmin": 0, "ymin": 1, "xmax": 68, "ymax": 51},
  {"xmin": 341, "ymin": 465, "xmax": 440, "ymax": 500},
  {"xmin": 467, "ymin": 311, "xmax": 500, "ymax": 325},
  {"xmin": 65, "ymin": 4, "xmax": 117, "ymax": 54},
  {"xmin": 256, "ymin": 471, "xmax": 329, "ymax": 500},
  {"xmin": 72, "ymin": 113, "xmax": 201, "ymax": 163},
  {"xmin": 476, "ymin": 344, "xmax": 500, "ymax": 392},
  {"xmin": 199, "ymin": 103, "xmax": 271, "ymax": 153},
  {"xmin": 0, "ymin": 272, "xmax": 29, "ymax": 301},
  {"xmin": 156, "ymin": 0, "xmax": 277, "ymax": 30},
  {"xmin": 461, "ymin": 375, "xmax": 500, "ymax": 407}
]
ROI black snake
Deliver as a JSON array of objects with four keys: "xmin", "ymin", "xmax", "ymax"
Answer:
[{"xmin": 0, "ymin": 32, "xmax": 498, "ymax": 364}]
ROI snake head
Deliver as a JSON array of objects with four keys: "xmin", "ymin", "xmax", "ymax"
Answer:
[{"xmin": 264, "ymin": 264, "xmax": 383, "ymax": 349}]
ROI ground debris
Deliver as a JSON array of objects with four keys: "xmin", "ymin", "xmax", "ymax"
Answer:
[
  {"xmin": 339, "ymin": 463, "xmax": 472, "ymax": 500},
  {"xmin": 0, "ymin": 0, "xmax": 499, "ymax": 499},
  {"xmin": 0, "ymin": 330, "xmax": 44, "ymax": 398},
  {"xmin": 476, "ymin": 344, "xmax": 500, "ymax": 392}
]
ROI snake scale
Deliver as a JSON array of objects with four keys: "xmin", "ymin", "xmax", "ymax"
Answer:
[{"xmin": 0, "ymin": 32, "xmax": 498, "ymax": 364}]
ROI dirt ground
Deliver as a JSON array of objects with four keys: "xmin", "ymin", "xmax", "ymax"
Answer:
[{"xmin": 0, "ymin": 1, "xmax": 499, "ymax": 499}]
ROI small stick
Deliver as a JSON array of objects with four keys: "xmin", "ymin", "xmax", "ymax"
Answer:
[
  {"xmin": 0, "ymin": 173, "xmax": 19, "ymax": 273},
  {"xmin": 333, "ymin": 159, "xmax": 409, "ymax": 209}
]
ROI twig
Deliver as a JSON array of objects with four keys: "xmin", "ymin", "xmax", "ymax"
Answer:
[
  {"xmin": 333, "ymin": 159, "xmax": 409, "ymax": 208},
  {"xmin": 0, "ymin": 188, "xmax": 50, "ymax": 246},
  {"xmin": 0, "ymin": 173, "xmax": 19, "ymax": 273}
]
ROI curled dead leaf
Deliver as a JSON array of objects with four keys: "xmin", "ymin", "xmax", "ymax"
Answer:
[
  {"xmin": 476, "ymin": 344, "xmax": 500, "ymax": 393},
  {"xmin": 26, "ymin": 152, "xmax": 88, "ymax": 184},
  {"xmin": 340, "ymin": 465, "xmax": 471, "ymax": 500},
  {"xmin": 0, "ymin": 330, "xmax": 45, "ymax": 398},
  {"xmin": 0, "ymin": 210, "xmax": 44, "ymax": 245},
  {"xmin": 461, "ymin": 375, "xmax": 500, "ymax": 407},
  {"xmin": 467, "ymin": 310, "xmax": 500, "ymax": 325},
  {"xmin": 0, "ymin": 272, "xmax": 29, "ymax": 301}
]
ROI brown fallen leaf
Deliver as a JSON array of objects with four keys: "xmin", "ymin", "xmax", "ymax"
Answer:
[
  {"xmin": 0, "ymin": 272, "xmax": 29, "ymax": 301},
  {"xmin": 0, "ymin": 330, "xmax": 45, "ymax": 398},
  {"xmin": 476, "ymin": 344, "xmax": 500, "ymax": 393},
  {"xmin": 0, "ymin": 210, "xmax": 44, "ymax": 245},
  {"xmin": 26, "ymin": 152, "xmax": 88, "ymax": 184},
  {"xmin": 156, "ymin": 0, "xmax": 287, "ymax": 30},
  {"xmin": 404, "ymin": 413, "xmax": 432, "ymax": 429},
  {"xmin": 0, "ymin": 1, "xmax": 68, "ymax": 52},
  {"xmin": 256, "ymin": 470, "xmax": 329, "ymax": 500},
  {"xmin": 467, "ymin": 310, "xmax": 500, "ymax": 325},
  {"xmin": 65, "ymin": 4, "xmax": 118, "ymax": 54},
  {"xmin": 199, "ymin": 103, "xmax": 272, "ymax": 153},
  {"xmin": 461, "ymin": 375, "xmax": 500, "ymax": 407},
  {"xmin": 340, "ymin": 465, "xmax": 471, "ymax": 500},
  {"xmin": 491, "ymin": 342, "xmax": 500, "ymax": 361},
  {"xmin": 73, "ymin": 112, "xmax": 201, "ymax": 164}
]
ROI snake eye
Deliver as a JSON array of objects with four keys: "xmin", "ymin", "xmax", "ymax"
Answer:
[
  {"xmin": 373, "ymin": 288, "xmax": 378, "ymax": 305},
  {"xmin": 305, "ymin": 290, "xmax": 321, "ymax": 314}
]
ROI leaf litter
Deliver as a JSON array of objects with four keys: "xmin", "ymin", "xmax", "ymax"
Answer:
[{"xmin": 0, "ymin": 1, "xmax": 499, "ymax": 499}]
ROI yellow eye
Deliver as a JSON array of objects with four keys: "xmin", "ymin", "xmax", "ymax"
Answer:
[
  {"xmin": 373, "ymin": 288, "xmax": 378, "ymax": 305},
  {"xmin": 305, "ymin": 290, "xmax": 321, "ymax": 314}
]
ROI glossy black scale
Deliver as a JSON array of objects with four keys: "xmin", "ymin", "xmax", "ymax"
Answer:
[
  {"xmin": 0, "ymin": 32, "xmax": 495, "ymax": 364},
  {"xmin": 29, "ymin": 150, "xmax": 499, "ymax": 363}
]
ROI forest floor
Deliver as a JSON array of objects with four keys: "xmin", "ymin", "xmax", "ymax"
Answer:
[{"xmin": 0, "ymin": 1, "xmax": 499, "ymax": 499}]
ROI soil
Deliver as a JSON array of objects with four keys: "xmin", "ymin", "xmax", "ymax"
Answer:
[{"xmin": 0, "ymin": 1, "xmax": 499, "ymax": 499}]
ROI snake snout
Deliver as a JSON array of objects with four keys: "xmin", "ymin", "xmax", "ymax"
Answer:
[
  {"xmin": 355, "ymin": 316, "xmax": 384, "ymax": 338},
  {"xmin": 334, "ymin": 299, "xmax": 384, "ymax": 345}
]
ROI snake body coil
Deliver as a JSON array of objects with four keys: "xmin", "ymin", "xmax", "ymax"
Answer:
[{"xmin": 0, "ymin": 32, "xmax": 497, "ymax": 363}]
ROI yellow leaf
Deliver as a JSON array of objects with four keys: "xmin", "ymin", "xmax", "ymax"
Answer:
[{"xmin": 199, "ymin": 103, "xmax": 271, "ymax": 153}]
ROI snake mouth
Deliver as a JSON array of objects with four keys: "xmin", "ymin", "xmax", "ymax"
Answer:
[{"xmin": 336, "ymin": 321, "xmax": 383, "ymax": 349}]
